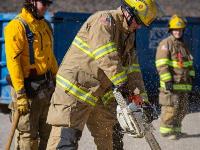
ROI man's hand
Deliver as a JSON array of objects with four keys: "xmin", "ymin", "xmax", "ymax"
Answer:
[
  {"xmin": 116, "ymin": 83, "xmax": 129, "ymax": 97},
  {"xmin": 165, "ymin": 81, "xmax": 173, "ymax": 91},
  {"xmin": 16, "ymin": 96, "xmax": 30, "ymax": 115}
]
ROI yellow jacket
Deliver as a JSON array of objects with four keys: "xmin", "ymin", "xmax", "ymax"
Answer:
[{"xmin": 4, "ymin": 8, "xmax": 58, "ymax": 93}]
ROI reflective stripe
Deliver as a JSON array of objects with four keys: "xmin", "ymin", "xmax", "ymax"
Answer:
[
  {"xmin": 110, "ymin": 71, "xmax": 128, "ymax": 86},
  {"xmin": 160, "ymin": 127, "xmax": 181, "ymax": 133},
  {"xmin": 56, "ymin": 74, "xmax": 98, "ymax": 106},
  {"xmin": 127, "ymin": 63, "xmax": 141, "ymax": 74},
  {"xmin": 140, "ymin": 92, "xmax": 148, "ymax": 103},
  {"xmin": 73, "ymin": 36, "xmax": 117, "ymax": 60},
  {"xmin": 156, "ymin": 59, "xmax": 193, "ymax": 68},
  {"xmin": 101, "ymin": 90, "xmax": 114, "ymax": 105},
  {"xmin": 173, "ymin": 84, "xmax": 192, "ymax": 91},
  {"xmin": 160, "ymin": 72, "xmax": 172, "ymax": 81},
  {"xmin": 160, "ymin": 81, "xmax": 192, "ymax": 91},
  {"xmin": 160, "ymin": 127, "xmax": 181, "ymax": 134},
  {"xmin": 72, "ymin": 36, "xmax": 94, "ymax": 58},
  {"xmin": 92, "ymin": 42, "xmax": 117, "ymax": 59},
  {"xmin": 189, "ymin": 70, "xmax": 195, "ymax": 76},
  {"xmin": 160, "ymin": 127, "xmax": 174, "ymax": 134},
  {"xmin": 156, "ymin": 59, "xmax": 169, "ymax": 67}
]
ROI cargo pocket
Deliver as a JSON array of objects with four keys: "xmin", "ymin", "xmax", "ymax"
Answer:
[
  {"xmin": 17, "ymin": 112, "xmax": 31, "ymax": 132},
  {"xmin": 46, "ymin": 91, "xmax": 77, "ymax": 126},
  {"xmin": 159, "ymin": 90, "xmax": 174, "ymax": 106},
  {"xmin": 46, "ymin": 103, "xmax": 71, "ymax": 126}
]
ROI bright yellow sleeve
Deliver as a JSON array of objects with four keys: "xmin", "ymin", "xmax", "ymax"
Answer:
[{"xmin": 4, "ymin": 20, "xmax": 26, "ymax": 93}]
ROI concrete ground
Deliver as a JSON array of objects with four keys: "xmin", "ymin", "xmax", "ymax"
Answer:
[{"xmin": 0, "ymin": 103, "xmax": 200, "ymax": 150}]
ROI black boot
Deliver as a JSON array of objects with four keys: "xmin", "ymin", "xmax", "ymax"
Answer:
[{"xmin": 56, "ymin": 127, "xmax": 82, "ymax": 150}]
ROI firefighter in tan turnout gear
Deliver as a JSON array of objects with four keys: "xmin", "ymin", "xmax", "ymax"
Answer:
[
  {"xmin": 46, "ymin": 0, "xmax": 157, "ymax": 149},
  {"xmin": 4, "ymin": 0, "xmax": 58, "ymax": 149},
  {"xmin": 156, "ymin": 15, "xmax": 195, "ymax": 140}
]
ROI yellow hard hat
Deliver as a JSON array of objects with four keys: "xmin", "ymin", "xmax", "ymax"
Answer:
[
  {"xmin": 168, "ymin": 15, "xmax": 186, "ymax": 29},
  {"xmin": 121, "ymin": 0, "xmax": 157, "ymax": 26}
]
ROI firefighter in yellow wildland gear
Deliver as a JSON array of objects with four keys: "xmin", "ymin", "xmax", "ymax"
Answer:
[
  {"xmin": 156, "ymin": 15, "xmax": 195, "ymax": 140},
  {"xmin": 4, "ymin": 0, "xmax": 58, "ymax": 149},
  {"xmin": 46, "ymin": 0, "xmax": 157, "ymax": 149}
]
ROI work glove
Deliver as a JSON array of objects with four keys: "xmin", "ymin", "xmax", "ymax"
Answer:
[
  {"xmin": 165, "ymin": 81, "xmax": 173, "ymax": 91},
  {"xmin": 142, "ymin": 101, "xmax": 158, "ymax": 124},
  {"xmin": 116, "ymin": 83, "xmax": 129, "ymax": 98},
  {"xmin": 16, "ymin": 95, "xmax": 30, "ymax": 115}
]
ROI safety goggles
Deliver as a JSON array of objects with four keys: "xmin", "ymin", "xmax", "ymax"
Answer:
[{"xmin": 134, "ymin": 16, "xmax": 143, "ymax": 25}]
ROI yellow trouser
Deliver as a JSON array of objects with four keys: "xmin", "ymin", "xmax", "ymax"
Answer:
[{"xmin": 46, "ymin": 87, "xmax": 117, "ymax": 150}]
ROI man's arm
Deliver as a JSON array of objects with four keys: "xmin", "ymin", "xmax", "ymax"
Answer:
[{"xmin": 88, "ymin": 13, "xmax": 127, "ymax": 86}]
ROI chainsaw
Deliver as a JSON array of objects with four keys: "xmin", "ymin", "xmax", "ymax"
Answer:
[{"xmin": 113, "ymin": 88, "xmax": 161, "ymax": 150}]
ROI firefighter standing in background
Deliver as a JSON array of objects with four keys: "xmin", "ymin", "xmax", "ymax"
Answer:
[
  {"xmin": 156, "ymin": 15, "xmax": 195, "ymax": 140},
  {"xmin": 4, "ymin": 0, "xmax": 58, "ymax": 149},
  {"xmin": 46, "ymin": 0, "xmax": 157, "ymax": 149}
]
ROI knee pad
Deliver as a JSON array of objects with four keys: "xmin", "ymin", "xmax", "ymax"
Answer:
[{"xmin": 57, "ymin": 128, "xmax": 82, "ymax": 150}]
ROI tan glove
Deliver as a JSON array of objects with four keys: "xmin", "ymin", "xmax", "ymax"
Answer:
[{"xmin": 16, "ymin": 96, "xmax": 30, "ymax": 115}]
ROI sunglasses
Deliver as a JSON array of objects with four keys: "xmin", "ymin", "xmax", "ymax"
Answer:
[{"xmin": 38, "ymin": 0, "xmax": 53, "ymax": 6}]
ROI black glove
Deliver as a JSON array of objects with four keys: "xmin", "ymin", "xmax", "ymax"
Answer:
[
  {"xmin": 165, "ymin": 81, "xmax": 173, "ymax": 91},
  {"xmin": 115, "ymin": 83, "xmax": 129, "ymax": 98},
  {"xmin": 142, "ymin": 102, "xmax": 158, "ymax": 124}
]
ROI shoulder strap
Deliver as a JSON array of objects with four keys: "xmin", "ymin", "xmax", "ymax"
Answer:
[
  {"xmin": 15, "ymin": 17, "xmax": 35, "ymax": 65},
  {"xmin": 44, "ymin": 19, "xmax": 53, "ymax": 34}
]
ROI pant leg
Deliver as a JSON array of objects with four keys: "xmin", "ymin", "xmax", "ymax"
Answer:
[
  {"xmin": 46, "ymin": 88, "xmax": 93, "ymax": 149},
  {"xmin": 10, "ymin": 87, "xmax": 39, "ymax": 150},
  {"xmin": 87, "ymin": 101, "xmax": 117, "ymax": 150},
  {"xmin": 46, "ymin": 126, "xmax": 82, "ymax": 150},
  {"xmin": 160, "ymin": 92, "xmax": 183, "ymax": 134},
  {"xmin": 113, "ymin": 123, "xmax": 124, "ymax": 150},
  {"xmin": 176, "ymin": 93, "xmax": 189, "ymax": 129},
  {"xmin": 37, "ymin": 96, "xmax": 52, "ymax": 150}
]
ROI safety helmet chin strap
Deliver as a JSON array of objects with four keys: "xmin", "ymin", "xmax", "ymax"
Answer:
[
  {"xmin": 24, "ymin": 0, "xmax": 44, "ymax": 20},
  {"xmin": 121, "ymin": 7, "xmax": 135, "ymax": 27}
]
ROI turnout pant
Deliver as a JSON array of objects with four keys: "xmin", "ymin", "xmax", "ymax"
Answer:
[
  {"xmin": 159, "ymin": 91, "xmax": 189, "ymax": 134},
  {"xmin": 46, "ymin": 87, "xmax": 117, "ymax": 150}
]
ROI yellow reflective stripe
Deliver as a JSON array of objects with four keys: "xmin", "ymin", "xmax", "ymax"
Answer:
[
  {"xmin": 110, "ymin": 71, "xmax": 128, "ymax": 86},
  {"xmin": 173, "ymin": 84, "xmax": 192, "ymax": 91},
  {"xmin": 72, "ymin": 36, "xmax": 94, "ymax": 58},
  {"xmin": 141, "ymin": 92, "xmax": 148, "ymax": 103},
  {"xmin": 160, "ymin": 81, "xmax": 192, "ymax": 91},
  {"xmin": 156, "ymin": 59, "xmax": 193, "ymax": 68},
  {"xmin": 160, "ymin": 127, "xmax": 175, "ymax": 134},
  {"xmin": 183, "ymin": 61, "xmax": 193, "ymax": 67},
  {"xmin": 189, "ymin": 70, "xmax": 195, "ymax": 76},
  {"xmin": 160, "ymin": 72, "xmax": 172, "ymax": 81},
  {"xmin": 101, "ymin": 90, "xmax": 114, "ymax": 105},
  {"xmin": 168, "ymin": 61, "xmax": 179, "ymax": 68},
  {"xmin": 128, "ymin": 64, "xmax": 141, "ymax": 73},
  {"xmin": 56, "ymin": 74, "xmax": 98, "ymax": 106},
  {"xmin": 92, "ymin": 42, "xmax": 117, "ymax": 59},
  {"xmin": 156, "ymin": 59, "xmax": 169, "ymax": 67},
  {"xmin": 160, "ymin": 127, "xmax": 181, "ymax": 134}
]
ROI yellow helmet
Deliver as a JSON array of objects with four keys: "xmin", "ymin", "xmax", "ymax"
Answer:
[
  {"xmin": 121, "ymin": 0, "xmax": 157, "ymax": 26},
  {"xmin": 168, "ymin": 15, "xmax": 186, "ymax": 29}
]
